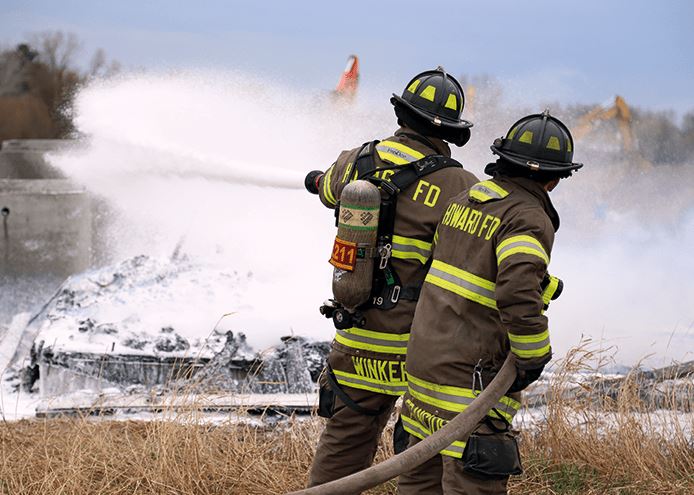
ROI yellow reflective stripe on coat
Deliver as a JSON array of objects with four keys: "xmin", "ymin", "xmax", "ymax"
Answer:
[
  {"xmin": 334, "ymin": 327, "xmax": 409, "ymax": 354},
  {"xmin": 407, "ymin": 372, "xmax": 520, "ymax": 423},
  {"xmin": 322, "ymin": 165, "xmax": 337, "ymax": 205},
  {"xmin": 469, "ymin": 180, "xmax": 510, "ymax": 202},
  {"xmin": 391, "ymin": 235, "xmax": 432, "ymax": 264},
  {"xmin": 375, "ymin": 140, "xmax": 425, "ymax": 165},
  {"xmin": 332, "ymin": 369, "xmax": 407, "ymax": 396},
  {"xmin": 542, "ymin": 275, "xmax": 560, "ymax": 305},
  {"xmin": 425, "ymin": 259, "xmax": 497, "ymax": 309},
  {"xmin": 496, "ymin": 234, "xmax": 549, "ymax": 265},
  {"xmin": 401, "ymin": 414, "xmax": 466, "ymax": 458},
  {"xmin": 509, "ymin": 329, "xmax": 551, "ymax": 358}
]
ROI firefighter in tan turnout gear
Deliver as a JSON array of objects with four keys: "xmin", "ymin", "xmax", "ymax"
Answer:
[
  {"xmin": 398, "ymin": 111, "xmax": 582, "ymax": 494},
  {"xmin": 304, "ymin": 68, "xmax": 478, "ymax": 486}
]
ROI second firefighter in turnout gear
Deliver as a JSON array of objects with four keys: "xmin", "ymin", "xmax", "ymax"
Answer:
[
  {"xmin": 304, "ymin": 67, "xmax": 478, "ymax": 487},
  {"xmin": 398, "ymin": 110, "xmax": 582, "ymax": 495}
]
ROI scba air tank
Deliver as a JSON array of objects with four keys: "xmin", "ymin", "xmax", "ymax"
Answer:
[{"xmin": 330, "ymin": 180, "xmax": 381, "ymax": 311}]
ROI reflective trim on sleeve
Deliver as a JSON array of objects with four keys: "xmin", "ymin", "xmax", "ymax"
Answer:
[
  {"xmin": 376, "ymin": 140, "xmax": 425, "ymax": 165},
  {"xmin": 401, "ymin": 414, "xmax": 466, "ymax": 458},
  {"xmin": 322, "ymin": 165, "xmax": 337, "ymax": 205},
  {"xmin": 468, "ymin": 180, "xmax": 510, "ymax": 202},
  {"xmin": 509, "ymin": 329, "xmax": 551, "ymax": 358},
  {"xmin": 332, "ymin": 369, "xmax": 407, "ymax": 396},
  {"xmin": 341, "ymin": 162, "xmax": 354, "ymax": 184},
  {"xmin": 407, "ymin": 373, "xmax": 519, "ymax": 424},
  {"xmin": 334, "ymin": 327, "xmax": 409, "ymax": 355},
  {"xmin": 496, "ymin": 235, "xmax": 549, "ymax": 265},
  {"xmin": 391, "ymin": 235, "xmax": 432, "ymax": 264},
  {"xmin": 425, "ymin": 259, "xmax": 497, "ymax": 309},
  {"xmin": 542, "ymin": 275, "xmax": 561, "ymax": 305}
]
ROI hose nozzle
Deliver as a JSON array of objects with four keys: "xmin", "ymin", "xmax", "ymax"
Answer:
[{"xmin": 304, "ymin": 170, "xmax": 323, "ymax": 194}]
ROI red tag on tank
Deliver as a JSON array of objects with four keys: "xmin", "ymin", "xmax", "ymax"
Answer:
[{"xmin": 330, "ymin": 237, "xmax": 357, "ymax": 271}]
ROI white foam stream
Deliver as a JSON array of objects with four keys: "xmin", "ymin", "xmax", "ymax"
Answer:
[{"xmin": 47, "ymin": 70, "xmax": 694, "ymax": 365}]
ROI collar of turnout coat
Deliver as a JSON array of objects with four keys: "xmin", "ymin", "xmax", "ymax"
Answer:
[
  {"xmin": 394, "ymin": 126, "xmax": 452, "ymax": 157},
  {"xmin": 500, "ymin": 176, "xmax": 561, "ymax": 231}
]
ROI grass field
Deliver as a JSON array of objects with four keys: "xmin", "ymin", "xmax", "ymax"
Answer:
[{"xmin": 1, "ymin": 349, "xmax": 692, "ymax": 494}]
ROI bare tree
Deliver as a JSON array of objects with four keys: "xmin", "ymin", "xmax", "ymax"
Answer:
[
  {"xmin": 88, "ymin": 48, "xmax": 121, "ymax": 79},
  {"xmin": 29, "ymin": 31, "xmax": 81, "ymax": 73}
]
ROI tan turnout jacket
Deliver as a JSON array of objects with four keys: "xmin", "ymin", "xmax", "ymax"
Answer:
[
  {"xmin": 317, "ymin": 127, "xmax": 478, "ymax": 396},
  {"xmin": 402, "ymin": 175, "xmax": 560, "ymax": 457}
]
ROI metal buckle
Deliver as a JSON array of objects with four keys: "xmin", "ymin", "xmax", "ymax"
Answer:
[
  {"xmin": 390, "ymin": 285, "xmax": 401, "ymax": 303},
  {"xmin": 472, "ymin": 359, "xmax": 484, "ymax": 397},
  {"xmin": 379, "ymin": 243, "xmax": 392, "ymax": 270}
]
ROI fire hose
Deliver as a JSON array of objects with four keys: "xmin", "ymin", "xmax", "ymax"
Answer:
[{"xmin": 286, "ymin": 354, "xmax": 517, "ymax": 495}]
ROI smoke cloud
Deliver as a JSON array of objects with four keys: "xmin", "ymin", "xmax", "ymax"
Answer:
[{"xmin": 49, "ymin": 70, "xmax": 694, "ymax": 365}]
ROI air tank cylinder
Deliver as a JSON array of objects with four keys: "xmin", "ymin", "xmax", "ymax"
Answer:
[{"xmin": 329, "ymin": 180, "xmax": 380, "ymax": 311}]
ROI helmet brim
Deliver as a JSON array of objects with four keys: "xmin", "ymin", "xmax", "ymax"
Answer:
[
  {"xmin": 391, "ymin": 94, "xmax": 473, "ymax": 130},
  {"xmin": 490, "ymin": 144, "xmax": 583, "ymax": 172}
]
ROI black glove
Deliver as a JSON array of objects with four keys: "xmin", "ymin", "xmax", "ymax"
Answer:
[
  {"xmin": 507, "ymin": 365, "xmax": 544, "ymax": 393},
  {"xmin": 304, "ymin": 170, "xmax": 324, "ymax": 194}
]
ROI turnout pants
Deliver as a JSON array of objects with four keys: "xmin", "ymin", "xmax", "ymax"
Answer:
[
  {"xmin": 398, "ymin": 430, "xmax": 509, "ymax": 495},
  {"xmin": 308, "ymin": 380, "xmax": 397, "ymax": 488}
]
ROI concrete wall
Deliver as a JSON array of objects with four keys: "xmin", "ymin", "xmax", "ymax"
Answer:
[
  {"xmin": 0, "ymin": 139, "xmax": 93, "ymax": 324},
  {"xmin": 0, "ymin": 179, "xmax": 92, "ymax": 276},
  {"xmin": 0, "ymin": 140, "xmax": 92, "ymax": 276},
  {"xmin": 0, "ymin": 139, "xmax": 68, "ymax": 179}
]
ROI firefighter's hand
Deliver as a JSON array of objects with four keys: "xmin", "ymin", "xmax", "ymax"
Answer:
[
  {"xmin": 305, "ymin": 170, "xmax": 324, "ymax": 194},
  {"xmin": 507, "ymin": 364, "xmax": 544, "ymax": 393}
]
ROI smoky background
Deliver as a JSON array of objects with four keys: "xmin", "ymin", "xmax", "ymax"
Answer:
[{"xmin": 39, "ymin": 69, "xmax": 694, "ymax": 366}]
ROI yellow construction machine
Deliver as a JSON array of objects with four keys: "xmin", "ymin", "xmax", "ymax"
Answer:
[
  {"xmin": 574, "ymin": 95, "xmax": 636, "ymax": 152},
  {"xmin": 573, "ymin": 95, "xmax": 651, "ymax": 170}
]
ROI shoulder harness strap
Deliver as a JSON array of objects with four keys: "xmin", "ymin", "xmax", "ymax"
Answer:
[
  {"xmin": 386, "ymin": 155, "xmax": 463, "ymax": 195},
  {"xmin": 354, "ymin": 140, "xmax": 380, "ymax": 180}
]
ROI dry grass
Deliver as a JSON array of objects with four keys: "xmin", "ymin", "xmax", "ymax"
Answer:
[{"xmin": 1, "ymin": 347, "xmax": 692, "ymax": 494}]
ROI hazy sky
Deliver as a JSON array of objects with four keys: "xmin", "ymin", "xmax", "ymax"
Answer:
[{"xmin": 2, "ymin": 0, "xmax": 693, "ymax": 114}]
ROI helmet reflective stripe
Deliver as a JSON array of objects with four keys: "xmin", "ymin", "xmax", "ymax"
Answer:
[
  {"xmin": 444, "ymin": 94, "xmax": 457, "ymax": 110},
  {"xmin": 407, "ymin": 79, "xmax": 421, "ymax": 93},
  {"xmin": 546, "ymin": 136, "xmax": 561, "ymax": 150},
  {"xmin": 419, "ymin": 85, "xmax": 436, "ymax": 102},
  {"xmin": 519, "ymin": 130, "xmax": 534, "ymax": 144}
]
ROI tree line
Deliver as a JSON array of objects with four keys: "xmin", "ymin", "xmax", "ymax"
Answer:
[
  {"xmin": 1, "ymin": 33, "xmax": 692, "ymax": 165},
  {"xmin": 0, "ymin": 31, "xmax": 119, "ymax": 142}
]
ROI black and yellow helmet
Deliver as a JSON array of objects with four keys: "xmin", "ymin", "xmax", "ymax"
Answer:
[
  {"xmin": 490, "ymin": 110, "xmax": 583, "ymax": 173},
  {"xmin": 391, "ymin": 67, "xmax": 473, "ymax": 146}
]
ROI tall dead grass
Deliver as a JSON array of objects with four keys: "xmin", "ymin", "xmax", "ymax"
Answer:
[{"xmin": 0, "ymin": 346, "xmax": 692, "ymax": 494}]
